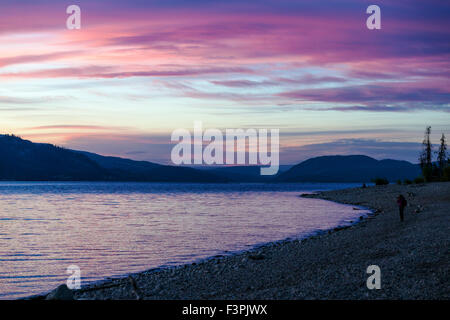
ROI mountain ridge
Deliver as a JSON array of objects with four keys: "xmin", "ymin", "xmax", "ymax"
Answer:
[
  {"xmin": 276, "ymin": 155, "xmax": 421, "ymax": 182},
  {"xmin": 0, "ymin": 134, "xmax": 226, "ymax": 182},
  {"xmin": 0, "ymin": 135, "xmax": 421, "ymax": 182}
]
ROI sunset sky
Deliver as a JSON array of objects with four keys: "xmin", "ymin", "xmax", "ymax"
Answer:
[{"xmin": 0, "ymin": 0, "xmax": 449, "ymax": 164}]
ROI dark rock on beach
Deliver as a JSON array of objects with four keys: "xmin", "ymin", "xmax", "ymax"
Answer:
[{"xmin": 45, "ymin": 284, "xmax": 74, "ymax": 300}]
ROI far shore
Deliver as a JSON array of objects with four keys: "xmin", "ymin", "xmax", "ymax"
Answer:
[{"xmin": 31, "ymin": 182, "xmax": 449, "ymax": 300}]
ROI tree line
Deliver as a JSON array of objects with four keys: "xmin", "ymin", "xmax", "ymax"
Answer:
[{"xmin": 419, "ymin": 126, "xmax": 449, "ymax": 182}]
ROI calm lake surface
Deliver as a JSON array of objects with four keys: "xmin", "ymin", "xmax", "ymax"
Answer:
[{"xmin": 0, "ymin": 182, "xmax": 370, "ymax": 299}]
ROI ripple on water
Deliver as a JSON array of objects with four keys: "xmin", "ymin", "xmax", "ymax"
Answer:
[{"xmin": 0, "ymin": 182, "xmax": 370, "ymax": 299}]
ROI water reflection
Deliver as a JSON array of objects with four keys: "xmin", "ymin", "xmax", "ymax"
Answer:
[{"xmin": 0, "ymin": 182, "xmax": 369, "ymax": 299}]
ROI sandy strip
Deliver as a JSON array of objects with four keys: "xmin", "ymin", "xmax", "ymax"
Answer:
[{"xmin": 42, "ymin": 182, "xmax": 449, "ymax": 300}]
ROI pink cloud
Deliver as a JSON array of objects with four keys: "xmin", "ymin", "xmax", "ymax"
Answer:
[
  {"xmin": 0, "ymin": 0, "xmax": 448, "ymax": 115},
  {"xmin": 0, "ymin": 65, "xmax": 253, "ymax": 79},
  {"xmin": 279, "ymin": 80, "xmax": 450, "ymax": 104},
  {"xmin": 0, "ymin": 51, "xmax": 82, "ymax": 68}
]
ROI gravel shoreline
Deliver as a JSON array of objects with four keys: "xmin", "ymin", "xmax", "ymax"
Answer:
[{"xmin": 36, "ymin": 182, "xmax": 450, "ymax": 300}]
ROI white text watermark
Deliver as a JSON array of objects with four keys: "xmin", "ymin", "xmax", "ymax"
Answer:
[{"xmin": 171, "ymin": 122, "xmax": 279, "ymax": 175}]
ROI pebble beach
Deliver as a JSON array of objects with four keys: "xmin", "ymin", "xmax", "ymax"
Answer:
[{"xmin": 39, "ymin": 182, "xmax": 450, "ymax": 300}]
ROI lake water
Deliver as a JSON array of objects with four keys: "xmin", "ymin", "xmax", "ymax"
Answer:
[{"xmin": 0, "ymin": 182, "xmax": 370, "ymax": 299}]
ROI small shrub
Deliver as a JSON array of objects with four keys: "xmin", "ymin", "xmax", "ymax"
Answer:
[
  {"xmin": 414, "ymin": 176, "xmax": 425, "ymax": 184},
  {"xmin": 403, "ymin": 179, "xmax": 412, "ymax": 185},
  {"xmin": 372, "ymin": 178, "xmax": 389, "ymax": 185},
  {"xmin": 396, "ymin": 179, "xmax": 402, "ymax": 185}
]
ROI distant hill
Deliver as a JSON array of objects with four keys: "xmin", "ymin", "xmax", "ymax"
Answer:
[
  {"xmin": 0, "ymin": 135, "xmax": 422, "ymax": 183},
  {"xmin": 276, "ymin": 155, "xmax": 421, "ymax": 182},
  {"xmin": 0, "ymin": 135, "xmax": 226, "ymax": 182}
]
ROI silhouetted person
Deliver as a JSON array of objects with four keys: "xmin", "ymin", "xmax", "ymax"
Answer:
[{"xmin": 397, "ymin": 194, "xmax": 407, "ymax": 222}]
